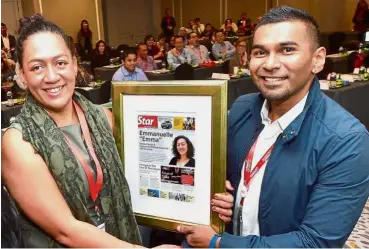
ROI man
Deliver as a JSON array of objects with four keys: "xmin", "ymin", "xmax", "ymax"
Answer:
[
  {"xmin": 136, "ymin": 43, "xmax": 157, "ymax": 71},
  {"xmin": 212, "ymin": 31, "xmax": 236, "ymax": 60},
  {"xmin": 112, "ymin": 50, "xmax": 148, "ymax": 81},
  {"xmin": 237, "ymin": 12, "xmax": 247, "ymax": 33},
  {"xmin": 178, "ymin": 6, "xmax": 369, "ymax": 248},
  {"xmin": 167, "ymin": 36, "xmax": 192, "ymax": 69},
  {"xmin": 186, "ymin": 32, "xmax": 209, "ymax": 65},
  {"xmin": 1, "ymin": 23, "xmax": 16, "ymax": 60},
  {"xmin": 194, "ymin": 18, "xmax": 205, "ymax": 35},
  {"xmin": 161, "ymin": 8, "xmax": 176, "ymax": 42}
]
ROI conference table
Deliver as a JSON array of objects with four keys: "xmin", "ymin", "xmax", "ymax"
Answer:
[
  {"xmin": 1, "ymin": 103, "xmax": 23, "ymax": 128},
  {"xmin": 94, "ymin": 64, "xmax": 228, "ymax": 82},
  {"xmin": 225, "ymin": 77, "xmax": 369, "ymax": 130},
  {"xmin": 2, "ymin": 78, "xmax": 369, "ymax": 131}
]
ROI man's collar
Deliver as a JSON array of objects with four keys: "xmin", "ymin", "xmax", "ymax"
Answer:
[
  {"xmin": 260, "ymin": 92, "xmax": 308, "ymax": 131},
  {"xmin": 121, "ymin": 66, "xmax": 138, "ymax": 76},
  {"xmin": 251, "ymin": 77, "xmax": 323, "ymax": 141}
]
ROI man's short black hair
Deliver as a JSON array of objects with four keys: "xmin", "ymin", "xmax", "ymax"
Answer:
[
  {"xmin": 1, "ymin": 23, "xmax": 6, "ymax": 27},
  {"xmin": 136, "ymin": 42, "xmax": 147, "ymax": 51},
  {"xmin": 187, "ymin": 32, "xmax": 197, "ymax": 40},
  {"xmin": 255, "ymin": 6, "xmax": 320, "ymax": 49},
  {"xmin": 122, "ymin": 50, "xmax": 137, "ymax": 61},
  {"xmin": 174, "ymin": 35, "xmax": 184, "ymax": 42}
]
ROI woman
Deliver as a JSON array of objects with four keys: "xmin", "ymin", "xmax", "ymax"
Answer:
[
  {"xmin": 90, "ymin": 40, "xmax": 110, "ymax": 73},
  {"xmin": 157, "ymin": 33, "xmax": 168, "ymax": 52},
  {"xmin": 178, "ymin": 27, "xmax": 188, "ymax": 45},
  {"xmin": 169, "ymin": 36, "xmax": 176, "ymax": 50},
  {"xmin": 1, "ymin": 14, "xmax": 160, "ymax": 248},
  {"xmin": 2, "ymin": 50, "xmax": 16, "ymax": 70},
  {"xmin": 144, "ymin": 35, "xmax": 163, "ymax": 60},
  {"xmin": 220, "ymin": 18, "xmax": 238, "ymax": 34},
  {"xmin": 77, "ymin": 20, "xmax": 93, "ymax": 60},
  {"xmin": 1, "ymin": 57, "xmax": 15, "ymax": 82},
  {"xmin": 169, "ymin": 135, "xmax": 195, "ymax": 167},
  {"xmin": 353, "ymin": 0, "xmax": 369, "ymax": 32},
  {"xmin": 76, "ymin": 66, "xmax": 93, "ymax": 87},
  {"xmin": 201, "ymin": 23, "xmax": 216, "ymax": 41},
  {"xmin": 229, "ymin": 37, "xmax": 248, "ymax": 74}
]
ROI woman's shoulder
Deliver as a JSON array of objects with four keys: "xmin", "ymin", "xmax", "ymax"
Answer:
[{"xmin": 169, "ymin": 157, "xmax": 177, "ymax": 165}]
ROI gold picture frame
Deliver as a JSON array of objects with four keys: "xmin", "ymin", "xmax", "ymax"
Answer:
[{"xmin": 112, "ymin": 80, "xmax": 227, "ymax": 233}]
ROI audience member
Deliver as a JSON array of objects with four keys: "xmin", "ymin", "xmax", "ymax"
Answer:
[
  {"xmin": 136, "ymin": 43, "xmax": 157, "ymax": 71},
  {"xmin": 186, "ymin": 20, "xmax": 196, "ymax": 34},
  {"xmin": 167, "ymin": 35, "xmax": 192, "ymax": 68},
  {"xmin": 353, "ymin": 0, "xmax": 369, "ymax": 32},
  {"xmin": 178, "ymin": 6, "xmax": 369, "ymax": 248},
  {"xmin": 220, "ymin": 18, "xmax": 238, "ymax": 33},
  {"xmin": 161, "ymin": 8, "xmax": 176, "ymax": 42},
  {"xmin": 229, "ymin": 37, "xmax": 248, "ymax": 74},
  {"xmin": 186, "ymin": 32, "xmax": 209, "ymax": 65},
  {"xmin": 201, "ymin": 23, "xmax": 216, "ymax": 41},
  {"xmin": 1, "ymin": 57, "xmax": 15, "ymax": 82},
  {"xmin": 76, "ymin": 66, "xmax": 93, "ymax": 87},
  {"xmin": 1, "ymin": 23, "xmax": 17, "ymax": 60},
  {"xmin": 169, "ymin": 36, "xmax": 176, "ymax": 50},
  {"xmin": 245, "ymin": 19, "xmax": 255, "ymax": 36},
  {"xmin": 77, "ymin": 20, "xmax": 93, "ymax": 60},
  {"xmin": 194, "ymin": 18, "xmax": 205, "ymax": 35},
  {"xmin": 157, "ymin": 33, "xmax": 168, "ymax": 52},
  {"xmin": 1, "ymin": 50, "xmax": 15, "ymax": 71},
  {"xmin": 178, "ymin": 27, "xmax": 189, "ymax": 44},
  {"xmin": 212, "ymin": 31, "xmax": 236, "ymax": 60},
  {"xmin": 144, "ymin": 35, "xmax": 163, "ymax": 60},
  {"xmin": 237, "ymin": 12, "xmax": 248, "ymax": 33},
  {"xmin": 90, "ymin": 40, "xmax": 110, "ymax": 73},
  {"xmin": 112, "ymin": 50, "xmax": 148, "ymax": 81}
]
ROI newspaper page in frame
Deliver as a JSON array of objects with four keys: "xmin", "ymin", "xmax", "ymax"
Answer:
[{"xmin": 138, "ymin": 113, "xmax": 197, "ymax": 204}]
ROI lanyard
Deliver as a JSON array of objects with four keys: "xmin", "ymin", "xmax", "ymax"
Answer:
[
  {"xmin": 239, "ymin": 137, "xmax": 274, "ymax": 206},
  {"xmin": 63, "ymin": 101, "xmax": 104, "ymax": 212},
  {"xmin": 192, "ymin": 46, "xmax": 202, "ymax": 60}
]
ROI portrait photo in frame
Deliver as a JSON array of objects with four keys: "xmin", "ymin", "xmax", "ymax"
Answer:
[{"xmin": 112, "ymin": 80, "xmax": 227, "ymax": 233}]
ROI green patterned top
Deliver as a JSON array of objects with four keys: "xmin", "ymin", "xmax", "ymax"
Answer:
[{"xmin": 8, "ymin": 92, "xmax": 141, "ymax": 247}]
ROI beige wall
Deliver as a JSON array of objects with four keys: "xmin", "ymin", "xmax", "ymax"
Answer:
[
  {"xmin": 41, "ymin": 0, "xmax": 102, "ymax": 43},
  {"xmin": 227, "ymin": 0, "xmax": 267, "ymax": 27},
  {"xmin": 182, "ymin": 0, "xmax": 221, "ymax": 28},
  {"xmin": 276, "ymin": 0, "xmax": 357, "ymax": 32},
  {"xmin": 21, "ymin": 0, "xmax": 35, "ymax": 17}
]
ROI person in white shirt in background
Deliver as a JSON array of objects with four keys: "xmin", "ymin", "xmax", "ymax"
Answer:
[
  {"xmin": 186, "ymin": 32, "xmax": 209, "ymax": 65},
  {"xmin": 212, "ymin": 31, "xmax": 236, "ymax": 60},
  {"xmin": 220, "ymin": 18, "xmax": 238, "ymax": 33},
  {"xmin": 194, "ymin": 18, "xmax": 205, "ymax": 35},
  {"xmin": 167, "ymin": 35, "xmax": 192, "ymax": 69}
]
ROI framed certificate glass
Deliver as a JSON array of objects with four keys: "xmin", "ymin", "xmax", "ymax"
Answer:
[{"xmin": 112, "ymin": 80, "xmax": 227, "ymax": 233}]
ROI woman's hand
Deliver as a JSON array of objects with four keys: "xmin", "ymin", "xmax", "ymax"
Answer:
[{"xmin": 211, "ymin": 180, "xmax": 234, "ymax": 223}]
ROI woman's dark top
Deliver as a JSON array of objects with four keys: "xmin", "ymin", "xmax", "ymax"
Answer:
[
  {"xmin": 169, "ymin": 157, "xmax": 195, "ymax": 167},
  {"xmin": 91, "ymin": 51, "xmax": 110, "ymax": 73},
  {"xmin": 148, "ymin": 45, "xmax": 160, "ymax": 57}
]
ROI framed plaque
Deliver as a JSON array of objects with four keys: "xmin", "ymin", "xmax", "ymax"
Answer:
[{"xmin": 112, "ymin": 80, "xmax": 227, "ymax": 233}]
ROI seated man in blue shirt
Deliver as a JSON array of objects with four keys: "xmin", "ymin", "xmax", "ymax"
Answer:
[
  {"xmin": 178, "ymin": 6, "xmax": 369, "ymax": 248},
  {"xmin": 112, "ymin": 50, "xmax": 148, "ymax": 81},
  {"xmin": 212, "ymin": 31, "xmax": 236, "ymax": 60},
  {"xmin": 167, "ymin": 35, "xmax": 192, "ymax": 69}
]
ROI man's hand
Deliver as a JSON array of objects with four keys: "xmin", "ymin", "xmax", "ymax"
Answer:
[
  {"xmin": 211, "ymin": 180, "xmax": 234, "ymax": 223},
  {"xmin": 177, "ymin": 225, "xmax": 217, "ymax": 248},
  {"xmin": 171, "ymin": 48, "xmax": 180, "ymax": 57},
  {"xmin": 2, "ymin": 47, "xmax": 9, "ymax": 53},
  {"xmin": 167, "ymin": 26, "xmax": 173, "ymax": 30}
]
